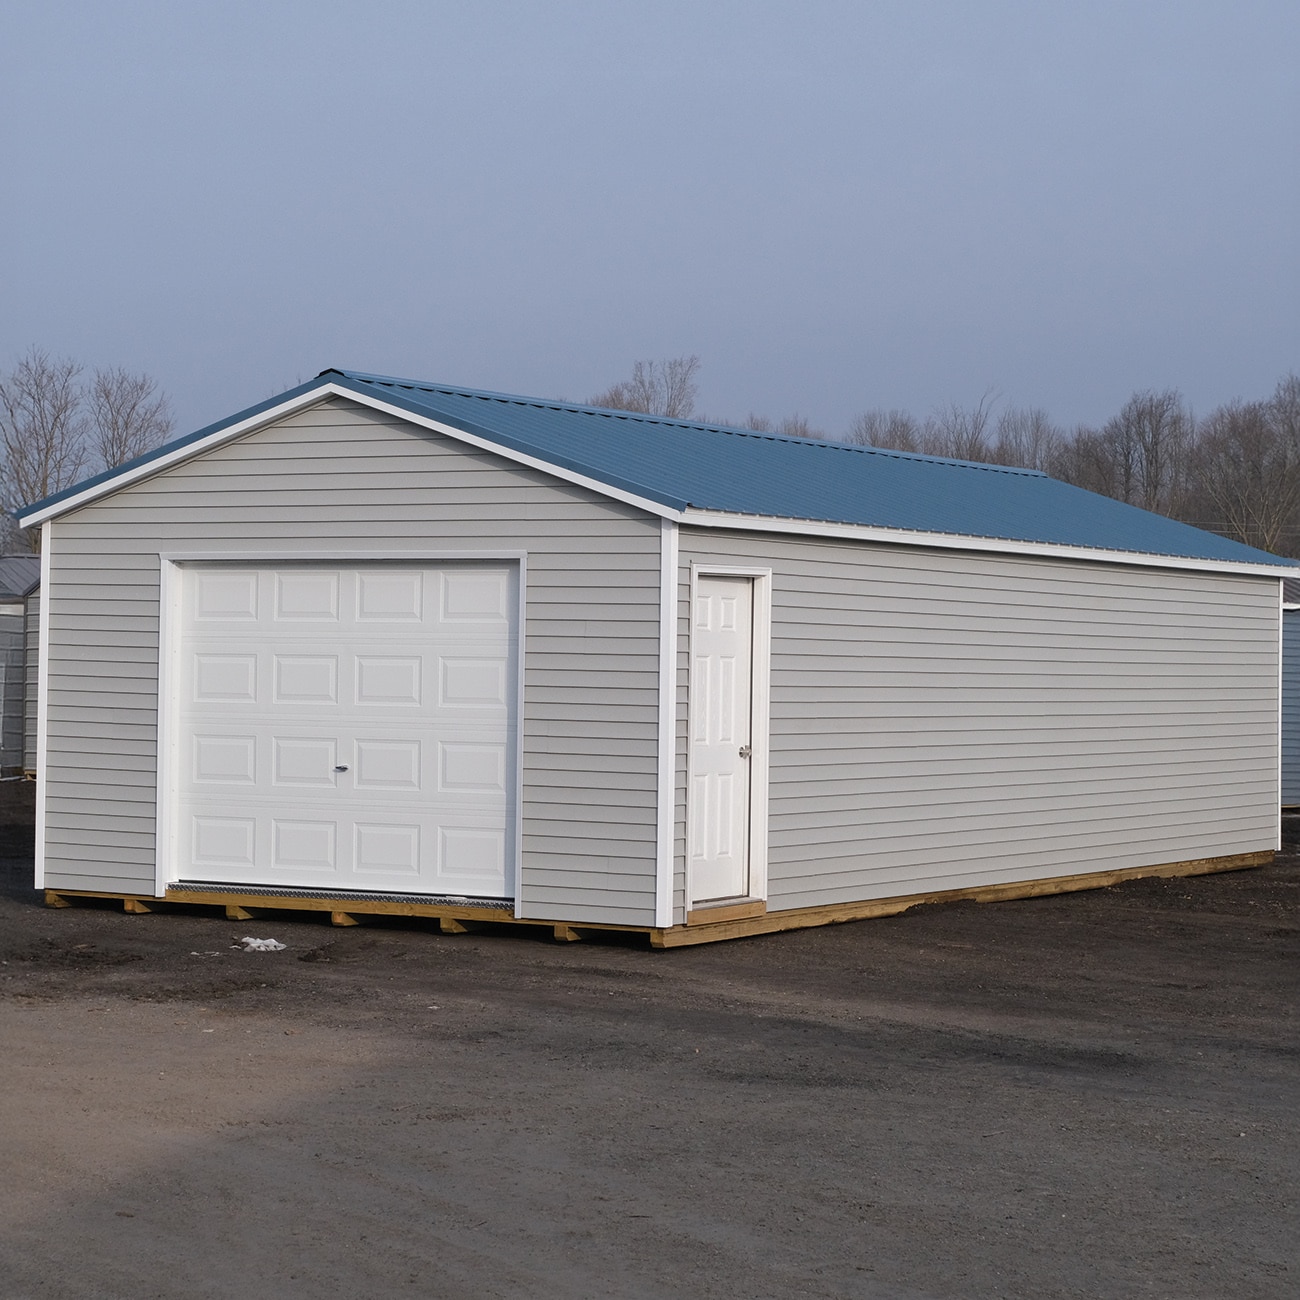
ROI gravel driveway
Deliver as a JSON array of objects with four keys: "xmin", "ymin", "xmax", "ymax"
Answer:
[{"xmin": 1, "ymin": 808, "xmax": 1296, "ymax": 1299}]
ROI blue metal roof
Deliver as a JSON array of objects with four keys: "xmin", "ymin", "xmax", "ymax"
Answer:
[
  {"xmin": 19, "ymin": 367, "xmax": 1297, "ymax": 569},
  {"xmin": 326, "ymin": 370, "xmax": 1290, "ymax": 567}
]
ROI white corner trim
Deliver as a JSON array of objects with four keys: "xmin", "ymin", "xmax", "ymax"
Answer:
[
  {"xmin": 154, "ymin": 558, "xmax": 184, "ymax": 896},
  {"xmin": 654, "ymin": 519, "xmax": 679, "ymax": 928},
  {"xmin": 33, "ymin": 525, "xmax": 51, "ymax": 891},
  {"xmin": 513, "ymin": 555, "xmax": 527, "ymax": 919},
  {"xmin": 1278, "ymin": 579, "xmax": 1284, "ymax": 851},
  {"xmin": 680, "ymin": 510, "xmax": 1296, "ymax": 578}
]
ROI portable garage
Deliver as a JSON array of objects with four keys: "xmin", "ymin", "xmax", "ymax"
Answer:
[{"xmin": 17, "ymin": 370, "xmax": 1295, "ymax": 945}]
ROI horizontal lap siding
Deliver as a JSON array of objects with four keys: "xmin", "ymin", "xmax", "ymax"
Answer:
[
  {"xmin": 679, "ymin": 529, "xmax": 1280, "ymax": 915},
  {"xmin": 43, "ymin": 398, "xmax": 661, "ymax": 924},
  {"xmin": 23, "ymin": 592, "xmax": 39, "ymax": 773},
  {"xmin": 1282, "ymin": 610, "xmax": 1300, "ymax": 804}
]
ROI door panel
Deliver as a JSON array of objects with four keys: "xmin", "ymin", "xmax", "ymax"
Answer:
[{"xmin": 689, "ymin": 575, "xmax": 754, "ymax": 903}]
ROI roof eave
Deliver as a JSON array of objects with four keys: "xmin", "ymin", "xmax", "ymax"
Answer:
[
  {"xmin": 679, "ymin": 509, "xmax": 1300, "ymax": 577},
  {"xmin": 17, "ymin": 378, "xmax": 1297, "ymax": 578}
]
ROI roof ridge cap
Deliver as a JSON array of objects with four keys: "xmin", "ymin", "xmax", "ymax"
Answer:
[{"xmin": 338, "ymin": 371, "xmax": 1045, "ymax": 477}]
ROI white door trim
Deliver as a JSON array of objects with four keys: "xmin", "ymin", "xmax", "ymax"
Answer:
[
  {"xmin": 154, "ymin": 552, "xmax": 527, "ymax": 903},
  {"xmin": 684, "ymin": 564, "xmax": 771, "ymax": 911}
]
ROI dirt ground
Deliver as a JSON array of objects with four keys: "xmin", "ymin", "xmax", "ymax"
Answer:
[{"xmin": 1, "ymin": 793, "xmax": 1297, "ymax": 1299}]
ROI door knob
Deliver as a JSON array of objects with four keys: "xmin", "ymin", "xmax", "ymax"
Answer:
[{"xmin": 739, "ymin": 745, "xmax": 752, "ymax": 759}]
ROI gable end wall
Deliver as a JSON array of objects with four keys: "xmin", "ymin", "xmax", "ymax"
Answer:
[{"xmin": 41, "ymin": 397, "xmax": 662, "ymax": 924}]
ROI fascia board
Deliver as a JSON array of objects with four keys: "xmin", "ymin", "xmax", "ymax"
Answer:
[
  {"xmin": 16, "ymin": 381, "xmax": 686, "ymax": 528},
  {"xmin": 680, "ymin": 509, "xmax": 1299, "ymax": 578}
]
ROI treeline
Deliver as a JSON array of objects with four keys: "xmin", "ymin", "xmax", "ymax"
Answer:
[
  {"xmin": 592, "ymin": 358, "xmax": 1300, "ymax": 558},
  {"xmin": 847, "ymin": 377, "xmax": 1300, "ymax": 557},
  {"xmin": 0, "ymin": 347, "xmax": 174, "ymax": 551}
]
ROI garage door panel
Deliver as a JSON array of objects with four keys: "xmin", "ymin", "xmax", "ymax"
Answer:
[
  {"xmin": 175, "ymin": 563, "xmax": 517, "ymax": 896},
  {"xmin": 356, "ymin": 656, "xmax": 422, "ymax": 706},
  {"xmin": 354, "ymin": 740, "xmax": 422, "ymax": 791},
  {"xmin": 191, "ymin": 570, "xmax": 259, "ymax": 621},
  {"xmin": 356, "ymin": 569, "xmax": 424, "ymax": 622},
  {"xmin": 354, "ymin": 822, "xmax": 421, "ymax": 877},
  {"xmin": 274, "ymin": 655, "xmax": 339, "ymax": 704},
  {"xmin": 191, "ymin": 816, "xmax": 257, "ymax": 870},
  {"xmin": 193, "ymin": 654, "xmax": 258, "ymax": 703},
  {"xmin": 438, "ymin": 741, "xmax": 507, "ymax": 794},
  {"xmin": 437, "ymin": 823, "xmax": 507, "ymax": 890},
  {"xmin": 272, "ymin": 737, "xmax": 338, "ymax": 786},
  {"xmin": 440, "ymin": 569, "xmax": 512, "ymax": 623},
  {"xmin": 273, "ymin": 819, "xmax": 338, "ymax": 872},
  {"xmin": 193, "ymin": 734, "xmax": 257, "ymax": 784},
  {"xmin": 274, "ymin": 571, "xmax": 340, "ymax": 621}
]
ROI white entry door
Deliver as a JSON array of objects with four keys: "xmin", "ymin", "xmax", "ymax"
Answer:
[
  {"xmin": 174, "ymin": 562, "xmax": 517, "ymax": 898},
  {"xmin": 689, "ymin": 575, "xmax": 754, "ymax": 904}
]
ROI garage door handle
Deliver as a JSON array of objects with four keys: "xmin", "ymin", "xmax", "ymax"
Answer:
[{"xmin": 334, "ymin": 765, "xmax": 349, "ymax": 772}]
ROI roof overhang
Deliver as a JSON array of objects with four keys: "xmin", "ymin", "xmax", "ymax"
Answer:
[
  {"xmin": 17, "ymin": 377, "xmax": 1298, "ymax": 581},
  {"xmin": 679, "ymin": 509, "xmax": 1298, "ymax": 577}
]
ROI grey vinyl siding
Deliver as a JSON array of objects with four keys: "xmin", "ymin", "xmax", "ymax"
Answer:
[
  {"xmin": 0, "ymin": 602, "xmax": 25, "ymax": 771},
  {"xmin": 1281, "ymin": 609, "xmax": 1300, "ymax": 804},
  {"xmin": 676, "ymin": 529, "xmax": 1280, "ymax": 918},
  {"xmin": 23, "ymin": 588, "xmax": 38, "ymax": 775},
  {"xmin": 41, "ymin": 397, "xmax": 662, "ymax": 924}
]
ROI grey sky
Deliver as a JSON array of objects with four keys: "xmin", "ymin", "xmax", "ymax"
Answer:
[{"xmin": 2, "ymin": 0, "xmax": 1296, "ymax": 439}]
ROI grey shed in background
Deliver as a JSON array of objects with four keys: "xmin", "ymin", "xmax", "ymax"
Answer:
[
  {"xmin": 0, "ymin": 555, "xmax": 40, "ymax": 776},
  {"xmin": 1282, "ymin": 578, "xmax": 1300, "ymax": 806}
]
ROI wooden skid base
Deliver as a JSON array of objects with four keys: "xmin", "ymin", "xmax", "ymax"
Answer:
[
  {"xmin": 651, "ymin": 850, "xmax": 1273, "ymax": 947},
  {"xmin": 41, "ymin": 850, "xmax": 1270, "ymax": 949}
]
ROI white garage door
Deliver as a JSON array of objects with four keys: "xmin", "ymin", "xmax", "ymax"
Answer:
[{"xmin": 174, "ymin": 562, "xmax": 518, "ymax": 898}]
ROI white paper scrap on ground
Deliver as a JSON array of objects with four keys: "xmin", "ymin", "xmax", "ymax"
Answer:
[{"xmin": 236, "ymin": 937, "xmax": 287, "ymax": 952}]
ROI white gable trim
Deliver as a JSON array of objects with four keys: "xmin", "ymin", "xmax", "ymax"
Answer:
[
  {"xmin": 17, "ymin": 382, "xmax": 1296, "ymax": 580},
  {"xmin": 15, "ymin": 382, "xmax": 682, "ymax": 529}
]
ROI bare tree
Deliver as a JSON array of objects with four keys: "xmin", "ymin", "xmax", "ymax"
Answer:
[
  {"xmin": 1049, "ymin": 390, "xmax": 1191, "ymax": 514},
  {"xmin": 920, "ymin": 391, "xmax": 1000, "ymax": 461},
  {"xmin": 1107, "ymin": 389, "xmax": 1191, "ymax": 513},
  {"xmin": 1183, "ymin": 378, "xmax": 1300, "ymax": 555},
  {"xmin": 988, "ymin": 406, "xmax": 1061, "ymax": 470},
  {"xmin": 847, "ymin": 409, "xmax": 922, "ymax": 451},
  {"xmin": 0, "ymin": 347, "xmax": 174, "ymax": 551},
  {"xmin": 775, "ymin": 414, "xmax": 822, "ymax": 439},
  {"xmin": 0, "ymin": 350, "xmax": 91, "ymax": 549},
  {"xmin": 589, "ymin": 356, "xmax": 700, "ymax": 419},
  {"xmin": 91, "ymin": 368, "xmax": 173, "ymax": 467}
]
